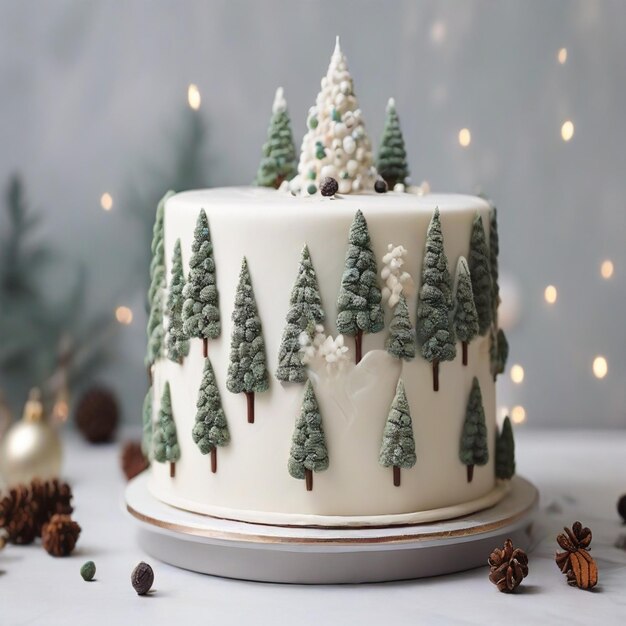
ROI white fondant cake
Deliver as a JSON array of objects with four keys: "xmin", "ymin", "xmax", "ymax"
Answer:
[
  {"xmin": 144, "ymin": 39, "xmax": 515, "ymax": 528},
  {"xmin": 148, "ymin": 188, "xmax": 503, "ymax": 525}
]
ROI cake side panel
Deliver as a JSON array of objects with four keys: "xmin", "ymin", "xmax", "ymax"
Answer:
[{"xmin": 150, "ymin": 191, "xmax": 496, "ymax": 518}]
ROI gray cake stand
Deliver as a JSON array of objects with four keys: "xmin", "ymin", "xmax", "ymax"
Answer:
[{"xmin": 125, "ymin": 473, "xmax": 538, "ymax": 584}]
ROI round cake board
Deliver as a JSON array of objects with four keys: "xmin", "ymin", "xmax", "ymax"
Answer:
[{"xmin": 125, "ymin": 473, "xmax": 538, "ymax": 584}]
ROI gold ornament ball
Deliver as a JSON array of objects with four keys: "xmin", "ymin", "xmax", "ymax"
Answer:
[{"xmin": 0, "ymin": 417, "xmax": 62, "ymax": 487}]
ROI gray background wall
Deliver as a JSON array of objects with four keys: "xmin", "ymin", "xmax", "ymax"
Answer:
[{"xmin": 1, "ymin": 0, "xmax": 624, "ymax": 428}]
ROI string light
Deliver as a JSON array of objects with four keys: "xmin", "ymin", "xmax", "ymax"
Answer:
[
  {"xmin": 600, "ymin": 260, "xmax": 614, "ymax": 279},
  {"xmin": 458, "ymin": 128, "xmax": 471, "ymax": 147},
  {"xmin": 592, "ymin": 356, "xmax": 608, "ymax": 379},
  {"xmin": 115, "ymin": 306, "xmax": 133, "ymax": 325},
  {"xmin": 511, "ymin": 405, "xmax": 526, "ymax": 424},
  {"xmin": 188, "ymin": 84, "xmax": 201, "ymax": 110},
  {"xmin": 561, "ymin": 120, "xmax": 574, "ymax": 142},
  {"xmin": 100, "ymin": 193, "xmax": 113, "ymax": 211},
  {"xmin": 544, "ymin": 285, "xmax": 558, "ymax": 304},
  {"xmin": 510, "ymin": 365, "xmax": 524, "ymax": 384},
  {"xmin": 557, "ymin": 48, "xmax": 568, "ymax": 64}
]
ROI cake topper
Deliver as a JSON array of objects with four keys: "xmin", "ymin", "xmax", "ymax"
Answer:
[
  {"xmin": 292, "ymin": 37, "xmax": 377, "ymax": 195},
  {"xmin": 376, "ymin": 97, "xmax": 410, "ymax": 189}
]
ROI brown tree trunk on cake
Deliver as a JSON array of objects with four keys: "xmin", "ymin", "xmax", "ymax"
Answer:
[
  {"xmin": 305, "ymin": 468, "xmax": 313, "ymax": 491},
  {"xmin": 355, "ymin": 329, "xmax": 363, "ymax": 364},
  {"xmin": 147, "ymin": 364, "xmax": 153, "ymax": 387},
  {"xmin": 203, "ymin": 338, "xmax": 208, "ymax": 358},
  {"xmin": 466, "ymin": 465, "xmax": 474, "ymax": 483},
  {"xmin": 210, "ymin": 448, "xmax": 217, "ymax": 473},
  {"xmin": 274, "ymin": 175, "xmax": 285, "ymax": 190},
  {"xmin": 393, "ymin": 466, "xmax": 401, "ymax": 487},
  {"xmin": 462, "ymin": 342, "xmax": 468, "ymax": 366},
  {"xmin": 170, "ymin": 462, "xmax": 176, "ymax": 478},
  {"xmin": 245, "ymin": 391, "xmax": 255, "ymax": 424},
  {"xmin": 432, "ymin": 359, "xmax": 440, "ymax": 392}
]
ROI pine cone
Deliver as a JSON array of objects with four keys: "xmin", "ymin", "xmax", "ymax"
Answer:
[
  {"xmin": 121, "ymin": 441, "xmax": 148, "ymax": 481},
  {"xmin": 488, "ymin": 538, "xmax": 529, "ymax": 593},
  {"xmin": 30, "ymin": 479, "xmax": 73, "ymax": 535},
  {"xmin": 75, "ymin": 387, "xmax": 119, "ymax": 443},
  {"xmin": 555, "ymin": 521, "xmax": 598, "ymax": 589},
  {"xmin": 0, "ymin": 485, "xmax": 37, "ymax": 544},
  {"xmin": 41, "ymin": 514, "xmax": 81, "ymax": 557}
]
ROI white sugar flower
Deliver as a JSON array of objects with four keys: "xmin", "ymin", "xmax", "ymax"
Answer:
[{"xmin": 381, "ymin": 244, "xmax": 414, "ymax": 307}]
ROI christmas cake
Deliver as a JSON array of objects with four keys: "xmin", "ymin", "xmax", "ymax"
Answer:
[{"xmin": 144, "ymin": 38, "xmax": 515, "ymax": 527}]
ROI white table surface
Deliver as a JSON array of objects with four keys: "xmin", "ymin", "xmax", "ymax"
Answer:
[{"xmin": 1, "ymin": 429, "xmax": 626, "ymax": 626}]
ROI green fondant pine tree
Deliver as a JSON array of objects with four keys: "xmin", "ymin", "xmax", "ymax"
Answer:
[
  {"xmin": 141, "ymin": 388, "xmax": 153, "ymax": 461},
  {"xmin": 491, "ymin": 328, "xmax": 509, "ymax": 380},
  {"xmin": 489, "ymin": 206, "xmax": 500, "ymax": 325},
  {"xmin": 386, "ymin": 294, "xmax": 416, "ymax": 360},
  {"xmin": 226, "ymin": 258, "xmax": 269, "ymax": 423},
  {"xmin": 459, "ymin": 377, "xmax": 489, "ymax": 483},
  {"xmin": 192, "ymin": 358, "xmax": 230, "ymax": 473},
  {"xmin": 153, "ymin": 382, "xmax": 180, "ymax": 477},
  {"xmin": 255, "ymin": 87, "xmax": 298, "ymax": 189},
  {"xmin": 288, "ymin": 380, "xmax": 329, "ymax": 491},
  {"xmin": 416, "ymin": 208, "xmax": 456, "ymax": 391},
  {"xmin": 146, "ymin": 190, "xmax": 175, "ymax": 375},
  {"xmin": 376, "ymin": 98, "xmax": 409, "ymax": 189},
  {"xmin": 276, "ymin": 245, "xmax": 325, "ymax": 383},
  {"xmin": 182, "ymin": 209, "xmax": 220, "ymax": 357},
  {"xmin": 468, "ymin": 213, "xmax": 492, "ymax": 336},
  {"xmin": 336, "ymin": 210, "xmax": 384, "ymax": 364},
  {"xmin": 379, "ymin": 379, "xmax": 416, "ymax": 487},
  {"xmin": 495, "ymin": 416, "xmax": 515, "ymax": 480},
  {"xmin": 166, "ymin": 239, "xmax": 189, "ymax": 364},
  {"xmin": 453, "ymin": 256, "xmax": 479, "ymax": 366}
]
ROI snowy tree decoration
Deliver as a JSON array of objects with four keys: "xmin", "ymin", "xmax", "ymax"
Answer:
[
  {"xmin": 255, "ymin": 87, "xmax": 298, "ymax": 189},
  {"xmin": 292, "ymin": 37, "xmax": 377, "ymax": 195},
  {"xmin": 381, "ymin": 244, "xmax": 414, "ymax": 308},
  {"xmin": 376, "ymin": 98, "xmax": 410, "ymax": 189}
]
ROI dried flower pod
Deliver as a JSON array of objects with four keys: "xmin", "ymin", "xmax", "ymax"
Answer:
[
  {"xmin": 80, "ymin": 560, "xmax": 96, "ymax": 581},
  {"xmin": 41, "ymin": 514, "xmax": 81, "ymax": 557},
  {"xmin": 488, "ymin": 538, "xmax": 529, "ymax": 593},
  {"xmin": 555, "ymin": 521, "xmax": 598, "ymax": 590},
  {"xmin": 319, "ymin": 177, "xmax": 339, "ymax": 197},
  {"xmin": 121, "ymin": 441, "xmax": 148, "ymax": 481},
  {"xmin": 131, "ymin": 561, "xmax": 154, "ymax": 595},
  {"xmin": 30, "ymin": 478, "xmax": 73, "ymax": 535}
]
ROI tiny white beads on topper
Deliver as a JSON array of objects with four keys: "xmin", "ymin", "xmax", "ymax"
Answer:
[
  {"xmin": 381, "ymin": 244, "xmax": 414, "ymax": 308},
  {"xmin": 299, "ymin": 325, "xmax": 350, "ymax": 372},
  {"xmin": 272, "ymin": 87, "xmax": 287, "ymax": 114}
]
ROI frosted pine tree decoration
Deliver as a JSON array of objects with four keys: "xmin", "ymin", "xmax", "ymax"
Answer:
[
  {"xmin": 288, "ymin": 380, "xmax": 329, "ymax": 491},
  {"xmin": 495, "ymin": 416, "xmax": 515, "ymax": 480},
  {"xmin": 293, "ymin": 37, "xmax": 377, "ymax": 195},
  {"xmin": 141, "ymin": 388, "xmax": 153, "ymax": 461},
  {"xmin": 468, "ymin": 213, "xmax": 492, "ymax": 336},
  {"xmin": 453, "ymin": 256, "xmax": 479, "ymax": 366},
  {"xmin": 376, "ymin": 98, "xmax": 409, "ymax": 189},
  {"xmin": 166, "ymin": 239, "xmax": 189, "ymax": 364},
  {"xmin": 193, "ymin": 358, "xmax": 230, "ymax": 473},
  {"xmin": 255, "ymin": 87, "xmax": 297, "ymax": 189},
  {"xmin": 226, "ymin": 258, "xmax": 269, "ymax": 423},
  {"xmin": 276, "ymin": 245, "xmax": 325, "ymax": 383},
  {"xmin": 459, "ymin": 377, "xmax": 489, "ymax": 483},
  {"xmin": 379, "ymin": 380, "xmax": 416, "ymax": 486},
  {"xmin": 146, "ymin": 190, "xmax": 175, "ymax": 375},
  {"xmin": 336, "ymin": 210, "xmax": 384, "ymax": 363},
  {"xmin": 491, "ymin": 328, "xmax": 509, "ymax": 380},
  {"xmin": 154, "ymin": 382, "xmax": 180, "ymax": 477},
  {"xmin": 416, "ymin": 208, "xmax": 456, "ymax": 391},
  {"xmin": 386, "ymin": 295, "xmax": 416, "ymax": 360},
  {"xmin": 182, "ymin": 209, "xmax": 220, "ymax": 357}
]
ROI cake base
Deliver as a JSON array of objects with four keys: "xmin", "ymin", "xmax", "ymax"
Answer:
[{"xmin": 126, "ymin": 473, "xmax": 538, "ymax": 583}]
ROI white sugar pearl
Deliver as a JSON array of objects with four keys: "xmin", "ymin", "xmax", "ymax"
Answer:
[
  {"xmin": 332, "ymin": 138, "xmax": 342, "ymax": 149},
  {"xmin": 334, "ymin": 122, "xmax": 348, "ymax": 138},
  {"xmin": 335, "ymin": 93, "xmax": 346, "ymax": 108},
  {"xmin": 343, "ymin": 136, "xmax": 356, "ymax": 155},
  {"xmin": 356, "ymin": 147, "xmax": 365, "ymax": 162},
  {"xmin": 340, "ymin": 80, "xmax": 351, "ymax": 94},
  {"xmin": 346, "ymin": 159, "xmax": 358, "ymax": 176},
  {"xmin": 320, "ymin": 165, "xmax": 338, "ymax": 180},
  {"xmin": 394, "ymin": 183, "xmax": 406, "ymax": 193},
  {"xmin": 352, "ymin": 179, "xmax": 361, "ymax": 192},
  {"xmin": 338, "ymin": 179, "xmax": 352, "ymax": 194}
]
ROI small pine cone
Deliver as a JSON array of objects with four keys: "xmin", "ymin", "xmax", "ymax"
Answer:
[
  {"xmin": 41, "ymin": 514, "xmax": 81, "ymax": 557},
  {"xmin": 30, "ymin": 479, "xmax": 73, "ymax": 536},
  {"xmin": 488, "ymin": 538, "xmax": 529, "ymax": 593},
  {"xmin": 555, "ymin": 521, "xmax": 598, "ymax": 590},
  {"xmin": 75, "ymin": 387, "xmax": 119, "ymax": 443},
  {"xmin": 121, "ymin": 441, "xmax": 148, "ymax": 481},
  {"xmin": 0, "ymin": 485, "xmax": 38, "ymax": 545}
]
